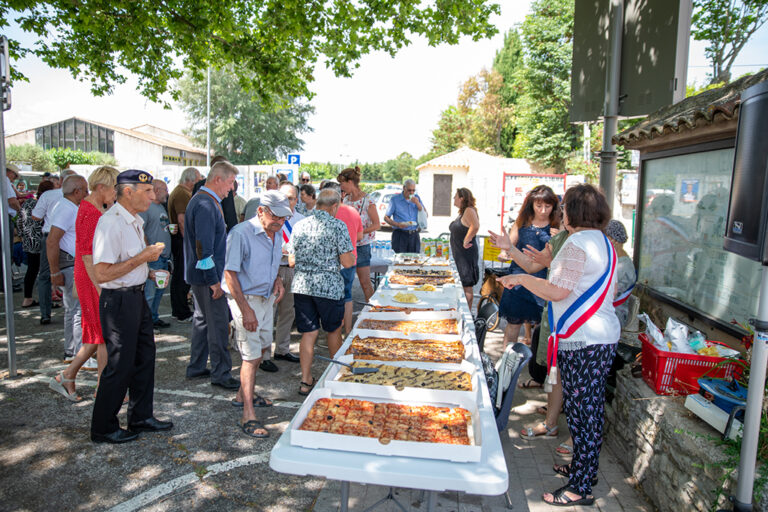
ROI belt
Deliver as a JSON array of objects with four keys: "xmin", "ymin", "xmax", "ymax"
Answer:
[
  {"xmin": 395, "ymin": 229, "xmax": 419, "ymax": 235},
  {"xmin": 105, "ymin": 284, "xmax": 145, "ymax": 293}
]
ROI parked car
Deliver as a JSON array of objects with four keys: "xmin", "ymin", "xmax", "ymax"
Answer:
[{"xmin": 369, "ymin": 189, "xmax": 401, "ymax": 230}]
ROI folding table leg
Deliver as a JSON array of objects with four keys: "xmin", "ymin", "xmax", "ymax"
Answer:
[
  {"xmin": 340, "ymin": 481, "xmax": 350, "ymax": 512},
  {"xmin": 425, "ymin": 490, "xmax": 437, "ymax": 511}
]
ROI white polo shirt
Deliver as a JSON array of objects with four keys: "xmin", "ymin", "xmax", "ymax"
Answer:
[
  {"xmin": 50, "ymin": 197, "xmax": 78, "ymax": 256},
  {"xmin": 93, "ymin": 201, "xmax": 149, "ymax": 289},
  {"xmin": 5, "ymin": 177, "xmax": 17, "ymax": 217},
  {"xmin": 32, "ymin": 188, "xmax": 63, "ymax": 234}
]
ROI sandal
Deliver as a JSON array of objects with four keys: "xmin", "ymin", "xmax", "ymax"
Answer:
[
  {"xmin": 521, "ymin": 422, "xmax": 558, "ymax": 439},
  {"xmin": 232, "ymin": 395, "xmax": 273, "ymax": 408},
  {"xmin": 543, "ymin": 485, "xmax": 595, "ymax": 507},
  {"xmin": 22, "ymin": 300, "xmax": 39, "ymax": 308},
  {"xmin": 556, "ymin": 442, "xmax": 573, "ymax": 456},
  {"xmin": 553, "ymin": 464, "xmax": 598, "ymax": 486},
  {"xmin": 239, "ymin": 420, "xmax": 269, "ymax": 438},
  {"xmin": 298, "ymin": 378, "xmax": 316, "ymax": 396},
  {"xmin": 49, "ymin": 371, "xmax": 82, "ymax": 402},
  {"xmin": 518, "ymin": 378, "xmax": 543, "ymax": 389}
]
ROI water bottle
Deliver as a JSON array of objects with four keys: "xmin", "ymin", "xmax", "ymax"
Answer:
[{"xmin": 387, "ymin": 241, "xmax": 394, "ymax": 259}]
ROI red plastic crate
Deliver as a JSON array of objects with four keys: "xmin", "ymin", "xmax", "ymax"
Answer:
[{"xmin": 639, "ymin": 333, "xmax": 743, "ymax": 395}]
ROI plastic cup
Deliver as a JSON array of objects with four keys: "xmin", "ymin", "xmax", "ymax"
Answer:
[
  {"xmin": 167, "ymin": 224, "xmax": 178, "ymax": 234},
  {"xmin": 154, "ymin": 270, "xmax": 170, "ymax": 289}
]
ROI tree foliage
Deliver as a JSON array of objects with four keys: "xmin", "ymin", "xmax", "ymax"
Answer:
[
  {"xmin": 5, "ymin": 144, "xmax": 54, "ymax": 172},
  {"xmin": 692, "ymin": 0, "xmax": 768, "ymax": 84},
  {"xmin": 430, "ymin": 68, "xmax": 512, "ymax": 156},
  {"xmin": 177, "ymin": 67, "xmax": 312, "ymax": 164},
  {"xmin": 4, "ymin": 0, "xmax": 500, "ymax": 104},
  {"xmin": 513, "ymin": 0, "xmax": 575, "ymax": 172},
  {"xmin": 47, "ymin": 148, "xmax": 117, "ymax": 169},
  {"xmin": 492, "ymin": 29, "xmax": 524, "ymax": 156}
]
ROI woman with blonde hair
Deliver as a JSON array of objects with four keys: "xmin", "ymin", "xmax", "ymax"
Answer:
[
  {"xmin": 338, "ymin": 166, "xmax": 380, "ymax": 301},
  {"xmin": 50, "ymin": 166, "xmax": 120, "ymax": 402}
]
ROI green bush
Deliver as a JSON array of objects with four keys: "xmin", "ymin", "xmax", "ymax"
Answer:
[
  {"xmin": 5, "ymin": 144, "xmax": 55, "ymax": 172},
  {"xmin": 47, "ymin": 147, "xmax": 117, "ymax": 169}
]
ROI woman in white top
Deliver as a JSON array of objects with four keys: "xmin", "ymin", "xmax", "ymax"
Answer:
[
  {"xmin": 338, "ymin": 166, "xmax": 381, "ymax": 301},
  {"xmin": 497, "ymin": 184, "xmax": 617, "ymax": 507}
]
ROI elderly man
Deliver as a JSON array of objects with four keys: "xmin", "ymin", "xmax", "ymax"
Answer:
[
  {"xmin": 259, "ymin": 182, "xmax": 304, "ymax": 372},
  {"xmin": 384, "ymin": 178, "xmax": 425, "ymax": 254},
  {"xmin": 289, "ymin": 188, "xmax": 355, "ymax": 396},
  {"xmin": 48, "ymin": 175, "xmax": 88, "ymax": 362},
  {"xmin": 243, "ymin": 176, "xmax": 279, "ymax": 221},
  {"xmin": 184, "ymin": 161, "xmax": 239, "ymax": 389},
  {"xmin": 223, "ymin": 191, "xmax": 290, "ymax": 437},
  {"xmin": 33, "ymin": 169, "xmax": 77, "ymax": 325},
  {"xmin": 168, "ymin": 167, "xmax": 203, "ymax": 322},
  {"xmin": 91, "ymin": 170, "xmax": 171, "ymax": 444},
  {"xmin": 140, "ymin": 179, "xmax": 172, "ymax": 329}
]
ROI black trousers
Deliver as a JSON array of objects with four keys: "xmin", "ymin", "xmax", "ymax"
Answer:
[
  {"xmin": 392, "ymin": 229, "xmax": 420, "ymax": 253},
  {"xmin": 91, "ymin": 287, "xmax": 156, "ymax": 434},
  {"xmin": 23, "ymin": 252, "xmax": 40, "ymax": 298},
  {"xmin": 170, "ymin": 233, "xmax": 191, "ymax": 319}
]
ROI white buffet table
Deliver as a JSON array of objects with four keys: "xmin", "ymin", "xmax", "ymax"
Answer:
[{"xmin": 269, "ymin": 260, "xmax": 508, "ymax": 511}]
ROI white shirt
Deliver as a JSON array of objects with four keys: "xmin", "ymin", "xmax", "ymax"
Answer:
[
  {"xmin": 5, "ymin": 177, "xmax": 17, "ymax": 216},
  {"xmin": 50, "ymin": 197, "xmax": 78, "ymax": 256},
  {"xmin": 280, "ymin": 209, "xmax": 305, "ymax": 265},
  {"xmin": 549, "ymin": 230, "xmax": 620, "ymax": 347},
  {"xmin": 32, "ymin": 189, "xmax": 63, "ymax": 234},
  {"xmin": 93, "ymin": 202, "xmax": 149, "ymax": 288}
]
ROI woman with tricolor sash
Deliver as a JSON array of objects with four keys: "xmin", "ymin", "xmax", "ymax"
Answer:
[{"xmin": 496, "ymin": 184, "xmax": 618, "ymax": 507}]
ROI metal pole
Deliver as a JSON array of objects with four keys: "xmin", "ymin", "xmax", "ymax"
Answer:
[
  {"xmin": 206, "ymin": 67, "xmax": 211, "ymax": 167},
  {"xmin": 732, "ymin": 268, "xmax": 768, "ymax": 511},
  {"xmin": 0, "ymin": 35, "xmax": 16, "ymax": 377},
  {"xmin": 599, "ymin": 0, "xmax": 623, "ymax": 211}
]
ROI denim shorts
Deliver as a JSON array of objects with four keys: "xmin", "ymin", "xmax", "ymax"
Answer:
[
  {"xmin": 341, "ymin": 266, "xmax": 356, "ymax": 302},
  {"xmin": 356, "ymin": 243, "xmax": 372, "ymax": 268},
  {"xmin": 293, "ymin": 293, "xmax": 344, "ymax": 333}
]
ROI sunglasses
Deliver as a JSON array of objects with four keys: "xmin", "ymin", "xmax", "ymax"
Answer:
[{"xmin": 301, "ymin": 178, "xmax": 310, "ymax": 183}]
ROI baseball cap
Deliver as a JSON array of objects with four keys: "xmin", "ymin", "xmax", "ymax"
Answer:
[{"xmin": 260, "ymin": 190, "xmax": 293, "ymax": 218}]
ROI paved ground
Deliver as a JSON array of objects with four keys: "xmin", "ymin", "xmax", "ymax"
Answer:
[{"xmin": 0, "ymin": 277, "xmax": 655, "ymax": 511}]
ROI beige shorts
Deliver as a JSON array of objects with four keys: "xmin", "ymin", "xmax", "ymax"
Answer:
[{"xmin": 227, "ymin": 294, "xmax": 276, "ymax": 361}]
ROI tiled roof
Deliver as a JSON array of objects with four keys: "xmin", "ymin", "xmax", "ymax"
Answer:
[
  {"xmin": 416, "ymin": 146, "xmax": 512, "ymax": 170},
  {"xmin": 613, "ymin": 68, "xmax": 768, "ymax": 147}
]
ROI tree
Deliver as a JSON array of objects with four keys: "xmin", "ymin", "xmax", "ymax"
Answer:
[
  {"xmin": 4, "ymin": 1, "xmax": 500, "ymax": 104},
  {"xmin": 177, "ymin": 67, "xmax": 312, "ymax": 164},
  {"xmin": 513, "ymin": 0, "xmax": 575, "ymax": 171},
  {"xmin": 5, "ymin": 144, "xmax": 54, "ymax": 172},
  {"xmin": 692, "ymin": 0, "xmax": 768, "ymax": 84},
  {"xmin": 47, "ymin": 148, "xmax": 117, "ymax": 169},
  {"xmin": 492, "ymin": 29, "xmax": 524, "ymax": 155}
]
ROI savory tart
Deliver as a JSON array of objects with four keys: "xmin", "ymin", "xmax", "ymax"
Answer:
[
  {"xmin": 338, "ymin": 362, "xmax": 472, "ymax": 391},
  {"xmin": 348, "ymin": 336, "xmax": 464, "ymax": 364}
]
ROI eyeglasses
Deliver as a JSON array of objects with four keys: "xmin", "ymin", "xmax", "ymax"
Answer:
[
  {"xmin": 405, "ymin": 188, "xmax": 416, "ymax": 193},
  {"xmin": 264, "ymin": 208, "xmax": 289, "ymax": 221},
  {"xmin": 301, "ymin": 178, "xmax": 310, "ymax": 183}
]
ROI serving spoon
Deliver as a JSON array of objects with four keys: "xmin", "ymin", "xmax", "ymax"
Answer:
[{"xmin": 314, "ymin": 355, "xmax": 380, "ymax": 374}]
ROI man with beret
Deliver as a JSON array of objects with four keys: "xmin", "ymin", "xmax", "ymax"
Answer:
[
  {"xmin": 184, "ymin": 160, "xmax": 239, "ymax": 389},
  {"xmin": 222, "ymin": 191, "xmax": 289, "ymax": 437},
  {"xmin": 91, "ymin": 169, "xmax": 172, "ymax": 444}
]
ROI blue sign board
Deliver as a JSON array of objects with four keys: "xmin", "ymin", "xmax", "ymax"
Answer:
[{"xmin": 287, "ymin": 154, "xmax": 301, "ymax": 166}]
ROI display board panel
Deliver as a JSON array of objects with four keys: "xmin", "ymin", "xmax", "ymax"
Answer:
[{"xmin": 638, "ymin": 147, "xmax": 761, "ymax": 328}]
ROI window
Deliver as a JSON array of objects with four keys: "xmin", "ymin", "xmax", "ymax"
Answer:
[
  {"xmin": 64, "ymin": 119, "xmax": 75, "ymax": 149},
  {"xmin": 637, "ymin": 143, "xmax": 761, "ymax": 329},
  {"xmin": 75, "ymin": 120, "xmax": 86, "ymax": 151},
  {"xmin": 99, "ymin": 127, "xmax": 106, "ymax": 153},
  {"xmin": 35, "ymin": 128, "xmax": 43, "ymax": 146},
  {"xmin": 106, "ymin": 130, "xmax": 114, "ymax": 154}
]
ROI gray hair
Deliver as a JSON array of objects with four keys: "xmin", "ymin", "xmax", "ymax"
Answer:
[
  {"xmin": 62, "ymin": 175, "xmax": 86, "ymax": 195},
  {"xmin": 206, "ymin": 161, "xmax": 238, "ymax": 184},
  {"xmin": 116, "ymin": 183, "xmax": 136, "ymax": 198},
  {"xmin": 60, "ymin": 169, "xmax": 77, "ymax": 181},
  {"xmin": 279, "ymin": 182, "xmax": 298, "ymax": 196},
  {"xmin": 301, "ymin": 171, "xmax": 310, "ymax": 179},
  {"xmin": 316, "ymin": 188, "xmax": 341, "ymax": 209},
  {"xmin": 403, "ymin": 178, "xmax": 416, "ymax": 188},
  {"xmin": 180, "ymin": 167, "xmax": 200, "ymax": 184}
]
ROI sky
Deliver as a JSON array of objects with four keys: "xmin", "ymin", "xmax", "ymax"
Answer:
[{"xmin": 3, "ymin": 3, "xmax": 768, "ymax": 164}]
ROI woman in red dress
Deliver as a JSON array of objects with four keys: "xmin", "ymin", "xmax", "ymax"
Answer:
[{"xmin": 49, "ymin": 166, "xmax": 119, "ymax": 402}]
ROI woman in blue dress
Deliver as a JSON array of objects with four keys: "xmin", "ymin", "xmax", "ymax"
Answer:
[{"xmin": 496, "ymin": 185, "xmax": 560, "ymax": 349}]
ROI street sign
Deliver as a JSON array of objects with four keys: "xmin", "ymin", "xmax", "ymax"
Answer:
[{"xmin": 287, "ymin": 154, "xmax": 301, "ymax": 166}]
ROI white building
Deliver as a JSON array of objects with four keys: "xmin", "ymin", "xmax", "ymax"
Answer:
[{"xmin": 416, "ymin": 147, "xmax": 538, "ymax": 235}]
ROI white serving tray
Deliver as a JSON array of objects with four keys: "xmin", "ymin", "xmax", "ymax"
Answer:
[
  {"xmin": 366, "ymin": 289, "xmax": 458, "ymax": 311},
  {"xmin": 326, "ymin": 355, "xmax": 478, "ymax": 403},
  {"xmin": 290, "ymin": 388, "xmax": 482, "ymax": 463},
  {"xmin": 356, "ymin": 310, "xmax": 464, "ymax": 336}
]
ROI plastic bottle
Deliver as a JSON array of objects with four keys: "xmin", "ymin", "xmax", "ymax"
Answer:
[{"xmin": 688, "ymin": 331, "xmax": 707, "ymax": 353}]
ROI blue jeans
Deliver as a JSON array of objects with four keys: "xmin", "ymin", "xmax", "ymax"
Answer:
[
  {"xmin": 144, "ymin": 256, "xmax": 170, "ymax": 322},
  {"xmin": 37, "ymin": 233, "xmax": 52, "ymax": 320}
]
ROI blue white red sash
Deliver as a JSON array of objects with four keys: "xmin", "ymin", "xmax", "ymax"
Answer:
[
  {"xmin": 613, "ymin": 281, "xmax": 635, "ymax": 307},
  {"xmin": 547, "ymin": 233, "xmax": 617, "ymax": 374},
  {"xmin": 281, "ymin": 219, "xmax": 292, "ymax": 244}
]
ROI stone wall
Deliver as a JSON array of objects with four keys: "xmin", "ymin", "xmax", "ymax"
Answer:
[{"xmin": 605, "ymin": 367, "xmax": 766, "ymax": 512}]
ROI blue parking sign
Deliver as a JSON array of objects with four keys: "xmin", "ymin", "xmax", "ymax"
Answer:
[{"xmin": 288, "ymin": 154, "xmax": 301, "ymax": 166}]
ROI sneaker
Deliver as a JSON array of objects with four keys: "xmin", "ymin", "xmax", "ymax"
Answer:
[
  {"xmin": 82, "ymin": 357, "xmax": 98, "ymax": 371},
  {"xmin": 177, "ymin": 315, "xmax": 193, "ymax": 323},
  {"xmin": 153, "ymin": 319, "xmax": 171, "ymax": 328},
  {"xmin": 62, "ymin": 354, "xmax": 74, "ymax": 363}
]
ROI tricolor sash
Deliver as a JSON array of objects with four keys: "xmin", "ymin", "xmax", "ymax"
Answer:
[
  {"xmin": 613, "ymin": 281, "xmax": 635, "ymax": 307},
  {"xmin": 546, "ymin": 233, "xmax": 617, "ymax": 379},
  {"xmin": 281, "ymin": 218, "xmax": 293, "ymax": 244}
]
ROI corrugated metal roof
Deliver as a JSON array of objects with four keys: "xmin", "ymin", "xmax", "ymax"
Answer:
[{"xmin": 613, "ymin": 69, "xmax": 768, "ymax": 147}]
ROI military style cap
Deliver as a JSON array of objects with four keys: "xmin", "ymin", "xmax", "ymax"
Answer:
[
  {"xmin": 117, "ymin": 169, "xmax": 153, "ymax": 185},
  {"xmin": 260, "ymin": 190, "xmax": 293, "ymax": 218}
]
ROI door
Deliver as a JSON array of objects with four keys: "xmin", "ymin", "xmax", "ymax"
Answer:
[{"xmin": 433, "ymin": 174, "xmax": 453, "ymax": 216}]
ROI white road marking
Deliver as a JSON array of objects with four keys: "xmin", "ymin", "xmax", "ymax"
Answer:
[{"xmin": 106, "ymin": 451, "xmax": 271, "ymax": 512}]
